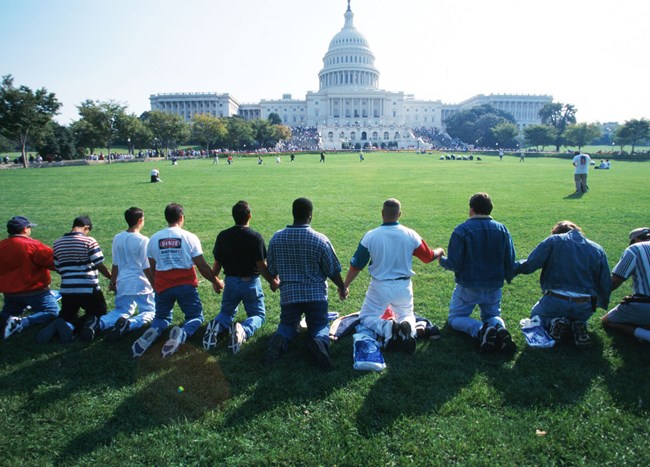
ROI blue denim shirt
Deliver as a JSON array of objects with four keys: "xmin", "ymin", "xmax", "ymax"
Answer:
[
  {"xmin": 515, "ymin": 229, "xmax": 611, "ymax": 309},
  {"xmin": 440, "ymin": 216, "xmax": 516, "ymax": 289}
]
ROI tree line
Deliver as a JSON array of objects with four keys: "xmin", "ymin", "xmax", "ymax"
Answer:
[
  {"xmin": 0, "ymin": 75, "xmax": 291, "ymax": 168},
  {"xmin": 443, "ymin": 103, "xmax": 649, "ymax": 154}
]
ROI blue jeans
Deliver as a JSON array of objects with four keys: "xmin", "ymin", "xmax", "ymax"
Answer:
[
  {"xmin": 447, "ymin": 285, "xmax": 505, "ymax": 338},
  {"xmin": 214, "ymin": 276, "xmax": 265, "ymax": 338},
  {"xmin": 151, "ymin": 285, "xmax": 203, "ymax": 337},
  {"xmin": 1, "ymin": 290, "xmax": 60, "ymax": 328},
  {"xmin": 276, "ymin": 301, "xmax": 329, "ymax": 344},
  {"xmin": 531, "ymin": 295, "xmax": 593, "ymax": 328},
  {"xmin": 99, "ymin": 293, "xmax": 156, "ymax": 331}
]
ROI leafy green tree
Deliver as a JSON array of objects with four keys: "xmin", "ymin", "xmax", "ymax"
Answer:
[
  {"xmin": 191, "ymin": 113, "xmax": 227, "ymax": 152},
  {"xmin": 491, "ymin": 122, "xmax": 519, "ymax": 149},
  {"xmin": 444, "ymin": 104, "xmax": 516, "ymax": 147},
  {"xmin": 523, "ymin": 125, "xmax": 556, "ymax": 151},
  {"xmin": 538, "ymin": 102, "xmax": 577, "ymax": 151},
  {"xmin": 75, "ymin": 100, "xmax": 128, "ymax": 162},
  {"xmin": 34, "ymin": 121, "xmax": 76, "ymax": 159},
  {"xmin": 616, "ymin": 118, "xmax": 650, "ymax": 155},
  {"xmin": 146, "ymin": 111, "xmax": 189, "ymax": 156},
  {"xmin": 224, "ymin": 116, "xmax": 255, "ymax": 150},
  {"xmin": 0, "ymin": 75, "xmax": 61, "ymax": 167},
  {"xmin": 268, "ymin": 113, "xmax": 282, "ymax": 125},
  {"xmin": 118, "ymin": 113, "xmax": 152, "ymax": 154},
  {"xmin": 563, "ymin": 123, "xmax": 601, "ymax": 151}
]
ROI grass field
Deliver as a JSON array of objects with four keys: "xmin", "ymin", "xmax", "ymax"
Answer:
[{"xmin": 1, "ymin": 152, "xmax": 649, "ymax": 465}]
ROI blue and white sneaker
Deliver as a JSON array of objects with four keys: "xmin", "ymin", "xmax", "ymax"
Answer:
[
  {"xmin": 353, "ymin": 334, "xmax": 386, "ymax": 372},
  {"xmin": 161, "ymin": 326, "xmax": 186, "ymax": 358},
  {"xmin": 3, "ymin": 316, "xmax": 23, "ymax": 339},
  {"xmin": 132, "ymin": 327, "xmax": 160, "ymax": 358},
  {"xmin": 203, "ymin": 319, "xmax": 226, "ymax": 350}
]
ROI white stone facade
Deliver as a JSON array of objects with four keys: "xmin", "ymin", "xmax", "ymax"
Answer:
[{"xmin": 150, "ymin": 1, "xmax": 553, "ymax": 149}]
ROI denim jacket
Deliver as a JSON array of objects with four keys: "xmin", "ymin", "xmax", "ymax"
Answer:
[
  {"xmin": 440, "ymin": 216, "xmax": 516, "ymax": 289},
  {"xmin": 515, "ymin": 229, "xmax": 611, "ymax": 309}
]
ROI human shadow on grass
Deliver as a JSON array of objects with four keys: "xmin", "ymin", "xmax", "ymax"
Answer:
[
  {"xmin": 563, "ymin": 191, "xmax": 586, "ymax": 200},
  {"xmin": 601, "ymin": 330, "xmax": 650, "ymax": 409},
  {"xmin": 54, "ymin": 340, "xmax": 231, "ymax": 465},
  {"xmin": 220, "ymin": 332, "xmax": 356, "ymax": 429}
]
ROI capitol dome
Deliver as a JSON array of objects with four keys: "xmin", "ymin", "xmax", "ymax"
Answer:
[{"xmin": 318, "ymin": 1, "xmax": 380, "ymax": 91}]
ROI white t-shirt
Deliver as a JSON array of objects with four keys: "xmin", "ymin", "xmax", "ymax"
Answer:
[
  {"xmin": 112, "ymin": 231, "xmax": 153, "ymax": 296},
  {"xmin": 147, "ymin": 226, "xmax": 203, "ymax": 293},
  {"xmin": 573, "ymin": 153, "xmax": 591, "ymax": 174},
  {"xmin": 361, "ymin": 224, "xmax": 422, "ymax": 280}
]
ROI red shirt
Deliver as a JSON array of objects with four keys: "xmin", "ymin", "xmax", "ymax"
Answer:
[{"xmin": 0, "ymin": 235, "xmax": 54, "ymax": 294}]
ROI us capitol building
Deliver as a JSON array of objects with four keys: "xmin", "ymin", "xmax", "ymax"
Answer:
[{"xmin": 150, "ymin": 1, "xmax": 552, "ymax": 150}]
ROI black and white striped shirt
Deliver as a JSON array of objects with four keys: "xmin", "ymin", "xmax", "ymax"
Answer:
[{"xmin": 53, "ymin": 232, "xmax": 105, "ymax": 294}]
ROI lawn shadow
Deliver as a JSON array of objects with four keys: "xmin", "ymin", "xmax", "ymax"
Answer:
[
  {"xmin": 354, "ymin": 326, "xmax": 499, "ymax": 436},
  {"xmin": 602, "ymin": 330, "xmax": 650, "ymax": 409},
  {"xmin": 221, "ymin": 332, "xmax": 355, "ymax": 429},
  {"xmin": 563, "ymin": 191, "xmax": 585, "ymax": 200},
  {"xmin": 486, "ymin": 333, "xmax": 608, "ymax": 408},
  {"xmin": 54, "ymin": 341, "xmax": 231, "ymax": 465}
]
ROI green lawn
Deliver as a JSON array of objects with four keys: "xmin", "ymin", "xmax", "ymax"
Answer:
[{"xmin": 1, "ymin": 152, "xmax": 649, "ymax": 465}]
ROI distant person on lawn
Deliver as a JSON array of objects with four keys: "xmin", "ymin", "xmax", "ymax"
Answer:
[
  {"xmin": 343, "ymin": 198, "xmax": 444, "ymax": 354},
  {"xmin": 515, "ymin": 221, "xmax": 611, "ymax": 347},
  {"xmin": 439, "ymin": 192, "xmax": 518, "ymax": 355},
  {"xmin": 601, "ymin": 227, "xmax": 650, "ymax": 342},
  {"xmin": 572, "ymin": 151, "xmax": 591, "ymax": 193},
  {"xmin": 0, "ymin": 216, "xmax": 59, "ymax": 340},
  {"xmin": 131, "ymin": 203, "xmax": 224, "ymax": 358},
  {"xmin": 265, "ymin": 197, "xmax": 348, "ymax": 369}
]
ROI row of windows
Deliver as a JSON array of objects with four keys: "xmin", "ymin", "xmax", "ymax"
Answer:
[
  {"xmin": 327, "ymin": 131, "xmax": 403, "ymax": 141},
  {"xmin": 326, "ymin": 55, "xmax": 372, "ymax": 66}
]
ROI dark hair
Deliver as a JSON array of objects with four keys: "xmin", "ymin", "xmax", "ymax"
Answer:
[
  {"xmin": 72, "ymin": 215, "xmax": 92, "ymax": 231},
  {"xmin": 551, "ymin": 220, "xmax": 581, "ymax": 235},
  {"xmin": 124, "ymin": 207, "xmax": 144, "ymax": 228},
  {"xmin": 383, "ymin": 198, "xmax": 401, "ymax": 218},
  {"xmin": 232, "ymin": 200, "xmax": 251, "ymax": 225},
  {"xmin": 164, "ymin": 203, "xmax": 184, "ymax": 224},
  {"xmin": 469, "ymin": 192, "xmax": 493, "ymax": 215},
  {"xmin": 292, "ymin": 197, "xmax": 313, "ymax": 223}
]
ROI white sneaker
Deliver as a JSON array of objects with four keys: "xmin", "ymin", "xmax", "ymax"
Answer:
[
  {"xmin": 203, "ymin": 319, "xmax": 226, "ymax": 350},
  {"xmin": 229, "ymin": 322, "xmax": 247, "ymax": 354},
  {"xmin": 132, "ymin": 327, "xmax": 160, "ymax": 358},
  {"xmin": 3, "ymin": 316, "xmax": 23, "ymax": 339},
  {"xmin": 161, "ymin": 326, "xmax": 187, "ymax": 358}
]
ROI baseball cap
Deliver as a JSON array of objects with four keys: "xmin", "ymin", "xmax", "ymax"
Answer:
[
  {"xmin": 629, "ymin": 227, "xmax": 650, "ymax": 244},
  {"xmin": 7, "ymin": 216, "xmax": 37, "ymax": 234}
]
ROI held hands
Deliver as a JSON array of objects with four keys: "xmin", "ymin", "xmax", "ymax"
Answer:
[
  {"xmin": 338, "ymin": 286, "xmax": 349, "ymax": 301},
  {"xmin": 212, "ymin": 278, "xmax": 225, "ymax": 294},
  {"xmin": 269, "ymin": 277, "xmax": 281, "ymax": 292},
  {"xmin": 434, "ymin": 248, "xmax": 445, "ymax": 262}
]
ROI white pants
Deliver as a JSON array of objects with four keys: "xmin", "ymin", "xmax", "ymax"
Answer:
[
  {"xmin": 359, "ymin": 279, "xmax": 416, "ymax": 340},
  {"xmin": 99, "ymin": 293, "xmax": 155, "ymax": 331}
]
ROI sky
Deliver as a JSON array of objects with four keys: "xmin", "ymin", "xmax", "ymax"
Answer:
[{"xmin": 1, "ymin": 0, "xmax": 648, "ymax": 125}]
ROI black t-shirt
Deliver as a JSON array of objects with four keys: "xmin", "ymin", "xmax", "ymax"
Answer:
[{"xmin": 212, "ymin": 226, "xmax": 266, "ymax": 277}]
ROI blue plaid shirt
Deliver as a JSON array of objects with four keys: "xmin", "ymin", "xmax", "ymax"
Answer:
[{"xmin": 267, "ymin": 224, "xmax": 342, "ymax": 305}]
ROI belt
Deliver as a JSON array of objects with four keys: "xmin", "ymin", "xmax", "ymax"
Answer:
[
  {"xmin": 373, "ymin": 276, "xmax": 410, "ymax": 281},
  {"xmin": 545, "ymin": 291, "xmax": 592, "ymax": 303}
]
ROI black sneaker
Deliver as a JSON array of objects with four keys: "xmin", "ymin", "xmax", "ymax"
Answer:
[
  {"xmin": 79, "ymin": 316, "xmax": 99, "ymax": 342},
  {"xmin": 398, "ymin": 321, "xmax": 416, "ymax": 355},
  {"xmin": 306, "ymin": 338, "xmax": 333, "ymax": 369},
  {"xmin": 423, "ymin": 323, "xmax": 442, "ymax": 341},
  {"xmin": 548, "ymin": 317, "xmax": 570, "ymax": 343},
  {"xmin": 56, "ymin": 318, "xmax": 74, "ymax": 343},
  {"xmin": 265, "ymin": 333, "xmax": 287, "ymax": 366},
  {"xmin": 496, "ymin": 327, "xmax": 517, "ymax": 355},
  {"xmin": 571, "ymin": 320, "xmax": 592, "ymax": 348},
  {"xmin": 105, "ymin": 317, "xmax": 131, "ymax": 342},
  {"xmin": 479, "ymin": 324, "xmax": 497, "ymax": 354}
]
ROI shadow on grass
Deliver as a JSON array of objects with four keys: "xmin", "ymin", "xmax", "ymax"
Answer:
[
  {"xmin": 54, "ymin": 340, "xmax": 231, "ymax": 465},
  {"xmin": 563, "ymin": 191, "xmax": 586, "ymax": 199},
  {"xmin": 602, "ymin": 330, "xmax": 650, "ymax": 409}
]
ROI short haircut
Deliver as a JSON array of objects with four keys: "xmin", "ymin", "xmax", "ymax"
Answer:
[
  {"xmin": 124, "ymin": 207, "xmax": 144, "ymax": 228},
  {"xmin": 551, "ymin": 220, "xmax": 581, "ymax": 235},
  {"xmin": 383, "ymin": 198, "xmax": 401, "ymax": 218},
  {"xmin": 72, "ymin": 215, "xmax": 92, "ymax": 231},
  {"xmin": 469, "ymin": 192, "xmax": 493, "ymax": 215},
  {"xmin": 232, "ymin": 200, "xmax": 251, "ymax": 225},
  {"xmin": 164, "ymin": 203, "xmax": 184, "ymax": 224},
  {"xmin": 292, "ymin": 197, "xmax": 313, "ymax": 222}
]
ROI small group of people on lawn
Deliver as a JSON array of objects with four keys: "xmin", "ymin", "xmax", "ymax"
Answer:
[{"xmin": 1, "ymin": 193, "xmax": 649, "ymax": 369}]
